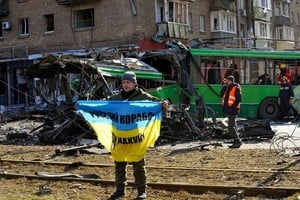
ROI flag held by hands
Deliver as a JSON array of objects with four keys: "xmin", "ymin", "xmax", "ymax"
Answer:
[{"xmin": 76, "ymin": 100, "xmax": 162, "ymax": 162}]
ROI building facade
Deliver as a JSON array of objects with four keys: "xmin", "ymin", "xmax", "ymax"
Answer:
[
  {"xmin": 0, "ymin": 0, "xmax": 300, "ymax": 106},
  {"xmin": 0, "ymin": 0, "xmax": 210, "ymax": 53}
]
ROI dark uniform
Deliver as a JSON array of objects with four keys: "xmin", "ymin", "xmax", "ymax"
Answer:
[{"xmin": 278, "ymin": 81, "xmax": 294, "ymax": 119}]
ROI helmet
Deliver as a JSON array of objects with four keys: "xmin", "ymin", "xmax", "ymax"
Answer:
[{"xmin": 279, "ymin": 64, "xmax": 287, "ymax": 69}]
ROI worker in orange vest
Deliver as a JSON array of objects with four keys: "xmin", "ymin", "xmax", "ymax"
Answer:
[{"xmin": 221, "ymin": 75, "xmax": 242, "ymax": 148}]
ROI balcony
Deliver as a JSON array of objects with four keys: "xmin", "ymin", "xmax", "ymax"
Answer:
[
  {"xmin": 210, "ymin": 0, "xmax": 235, "ymax": 12},
  {"xmin": 57, "ymin": 0, "xmax": 92, "ymax": 5},
  {"xmin": 275, "ymin": 40, "xmax": 294, "ymax": 50},
  {"xmin": 157, "ymin": 22, "xmax": 189, "ymax": 39},
  {"xmin": 274, "ymin": 16, "xmax": 291, "ymax": 26},
  {"xmin": 253, "ymin": 7, "xmax": 272, "ymax": 21}
]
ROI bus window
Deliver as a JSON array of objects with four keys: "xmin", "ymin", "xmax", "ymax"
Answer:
[
  {"xmin": 189, "ymin": 48, "xmax": 300, "ymax": 120},
  {"xmin": 207, "ymin": 62, "xmax": 221, "ymax": 84}
]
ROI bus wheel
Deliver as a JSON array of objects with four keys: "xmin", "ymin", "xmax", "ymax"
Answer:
[{"xmin": 258, "ymin": 98, "xmax": 281, "ymax": 120}]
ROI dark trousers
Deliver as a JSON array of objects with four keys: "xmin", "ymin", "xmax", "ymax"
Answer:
[
  {"xmin": 114, "ymin": 158, "xmax": 147, "ymax": 190},
  {"xmin": 280, "ymin": 103, "xmax": 293, "ymax": 118},
  {"xmin": 228, "ymin": 114, "xmax": 240, "ymax": 141}
]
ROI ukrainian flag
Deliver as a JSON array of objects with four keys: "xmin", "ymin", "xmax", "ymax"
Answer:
[{"xmin": 76, "ymin": 100, "xmax": 162, "ymax": 162}]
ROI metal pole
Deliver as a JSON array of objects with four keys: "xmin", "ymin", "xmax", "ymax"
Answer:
[
  {"xmin": 236, "ymin": 0, "xmax": 241, "ymax": 47},
  {"xmin": 6, "ymin": 64, "xmax": 11, "ymax": 106}
]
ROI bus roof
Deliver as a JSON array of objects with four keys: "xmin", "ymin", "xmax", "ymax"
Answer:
[
  {"xmin": 97, "ymin": 64, "xmax": 162, "ymax": 80},
  {"xmin": 26, "ymin": 54, "xmax": 163, "ymax": 80},
  {"xmin": 190, "ymin": 48, "xmax": 300, "ymax": 60}
]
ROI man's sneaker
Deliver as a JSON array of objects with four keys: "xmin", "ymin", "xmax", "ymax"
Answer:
[
  {"xmin": 137, "ymin": 190, "xmax": 147, "ymax": 200},
  {"xmin": 229, "ymin": 140, "xmax": 242, "ymax": 149},
  {"xmin": 109, "ymin": 190, "xmax": 125, "ymax": 200}
]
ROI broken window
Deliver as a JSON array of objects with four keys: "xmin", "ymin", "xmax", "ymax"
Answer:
[
  {"xmin": 15, "ymin": 68, "xmax": 28, "ymax": 104},
  {"xmin": 73, "ymin": 8, "xmax": 94, "ymax": 29},
  {"xmin": 156, "ymin": 0, "xmax": 189, "ymax": 24},
  {"xmin": 19, "ymin": 17, "xmax": 29, "ymax": 36},
  {"xmin": 44, "ymin": 14, "xmax": 54, "ymax": 33},
  {"xmin": 168, "ymin": 1, "xmax": 188, "ymax": 24}
]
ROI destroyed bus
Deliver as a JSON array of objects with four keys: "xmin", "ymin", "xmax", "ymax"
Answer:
[
  {"xmin": 27, "ymin": 45, "xmax": 292, "ymax": 144},
  {"xmin": 24, "ymin": 47, "xmax": 210, "ymax": 144},
  {"xmin": 24, "ymin": 47, "xmax": 300, "ymax": 123}
]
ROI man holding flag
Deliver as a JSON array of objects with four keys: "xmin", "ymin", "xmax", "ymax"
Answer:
[{"xmin": 77, "ymin": 71, "xmax": 169, "ymax": 200}]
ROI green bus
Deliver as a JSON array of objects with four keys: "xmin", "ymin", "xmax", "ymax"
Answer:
[
  {"xmin": 26, "ymin": 48, "xmax": 300, "ymax": 122},
  {"xmin": 186, "ymin": 48, "xmax": 300, "ymax": 120}
]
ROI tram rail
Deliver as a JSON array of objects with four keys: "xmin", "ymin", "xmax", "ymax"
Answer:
[
  {"xmin": 1, "ymin": 158, "xmax": 300, "ymax": 175},
  {"xmin": 1, "ymin": 158, "xmax": 299, "ymax": 198}
]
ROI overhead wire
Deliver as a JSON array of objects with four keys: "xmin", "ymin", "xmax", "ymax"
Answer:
[{"xmin": 270, "ymin": 121, "xmax": 300, "ymax": 156}]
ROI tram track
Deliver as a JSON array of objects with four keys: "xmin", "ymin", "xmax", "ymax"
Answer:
[
  {"xmin": 0, "ymin": 171, "xmax": 299, "ymax": 197},
  {"xmin": 1, "ymin": 158, "xmax": 299, "ymax": 198},
  {"xmin": 1, "ymin": 158, "xmax": 300, "ymax": 175}
]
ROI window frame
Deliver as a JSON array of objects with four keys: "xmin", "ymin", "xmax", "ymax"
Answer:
[
  {"xmin": 72, "ymin": 8, "xmax": 95, "ymax": 29},
  {"xmin": 44, "ymin": 14, "xmax": 54, "ymax": 33},
  {"xmin": 19, "ymin": 17, "xmax": 29, "ymax": 37},
  {"xmin": 255, "ymin": 21, "xmax": 271, "ymax": 38},
  {"xmin": 276, "ymin": 26, "xmax": 294, "ymax": 41},
  {"xmin": 210, "ymin": 11, "xmax": 236, "ymax": 33},
  {"xmin": 199, "ymin": 15, "xmax": 205, "ymax": 32}
]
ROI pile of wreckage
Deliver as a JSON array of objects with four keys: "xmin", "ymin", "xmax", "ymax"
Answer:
[{"xmin": 0, "ymin": 42, "xmax": 276, "ymax": 146}]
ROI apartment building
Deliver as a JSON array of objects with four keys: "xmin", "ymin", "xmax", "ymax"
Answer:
[
  {"xmin": 0, "ymin": 0, "xmax": 210, "ymax": 54},
  {"xmin": 290, "ymin": 0, "xmax": 300, "ymax": 48},
  {"xmin": 0, "ymin": 0, "xmax": 299, "ymax": 106},
  {"xmin": 0, "ymin": 0, "xmax": 210, "ymax": 105}
]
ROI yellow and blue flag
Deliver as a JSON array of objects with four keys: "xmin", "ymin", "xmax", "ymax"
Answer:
[{"xmin": 76, "ymin": 100, "xmax": 162, "ymax": 162}]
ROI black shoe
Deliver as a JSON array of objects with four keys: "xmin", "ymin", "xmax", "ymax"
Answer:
[
  {"xmin": 136, "ymin": 190, "xmax": 147, "ymax": 200},
  {"xmin": 109, "ymin": 190, "xmax": 125, "ymax": 200},
  {"xmin": 229, "ymin": 140, "xmax": 242, "ymax": 149}
]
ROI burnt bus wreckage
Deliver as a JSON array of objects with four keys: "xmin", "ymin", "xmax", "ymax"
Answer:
[{"xmin": 24, "ymin": 43, "xmax": 274, "ymax": 145}]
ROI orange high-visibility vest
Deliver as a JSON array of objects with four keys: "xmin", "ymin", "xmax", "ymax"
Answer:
[{"xmin": 222, "ymin": 85, "xmax": 240, "ymax": 109}]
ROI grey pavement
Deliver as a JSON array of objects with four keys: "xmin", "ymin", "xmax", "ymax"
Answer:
[{"xmin": 155, "ymin": 121, "xmax": 300, "ymax": 153}]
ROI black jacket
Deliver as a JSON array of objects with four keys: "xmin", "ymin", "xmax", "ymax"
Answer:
[{"xmin": 278, "ymin": 84, "xmax": 294, "ymax": 104}]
